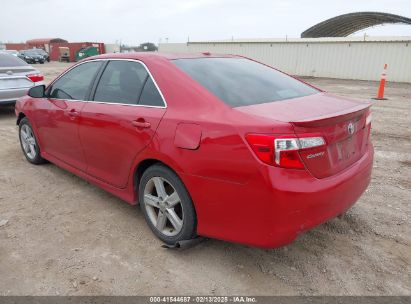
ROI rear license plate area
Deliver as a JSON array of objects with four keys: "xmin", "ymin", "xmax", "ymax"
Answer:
[{"xmin": 336, "ymin": 136, "xmax": 356, "ymax": 161}]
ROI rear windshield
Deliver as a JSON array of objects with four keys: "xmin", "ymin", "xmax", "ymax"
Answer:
[
  {"xmin": 0, "ymin": 54, "xmax": 28, "ymax": 67},
  {"xmin": 172, "ymin": 58, "xmax": 318, "ymax": 107}
]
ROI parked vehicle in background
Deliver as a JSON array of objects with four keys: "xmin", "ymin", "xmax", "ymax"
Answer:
[
  {"xmin": 0, "ymin": 53, "xmax": 44, "ymax": 105},
  {"xmin": 75, "ymin": 46, "xmax": 99, "ymax": 61},
  {"xmin": 29, "ymin": 49, "xmax": 50, "ymax": 62},
  {"xmin": 18, "ymin": 50, "xmax": 45, "ymax": 64},
  {"xmin": 0, "ymin": 50, "xmax": 19, "ymax": 57},
  {"xmin": 15, "ymin": 53, "xmax": 373, "ymax": 248},
  {"xmin": 59, "ymin": 47, "xmax": 70, "ymax": 62}
]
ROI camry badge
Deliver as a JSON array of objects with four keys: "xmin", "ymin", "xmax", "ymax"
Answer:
[
  {"xmin": 347, "ymin": 122, "xmax": 355, "ymax": 135},
  {"xmin": 307, "ymin": 151, "xmax": 325, "ymax": 159}
]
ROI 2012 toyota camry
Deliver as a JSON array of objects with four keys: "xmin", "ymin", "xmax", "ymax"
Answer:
[{"xmin": 15, "ymin": 52, "xmax": 373, "ymax": 248}]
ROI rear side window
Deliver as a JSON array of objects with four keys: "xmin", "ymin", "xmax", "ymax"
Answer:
[
  {"xmin": 94, "ymin": 61, "xmax": 148, "ymax": 105},
  {"xmin": 173, "ymin": 58, "xmax": 318, "ymax": 107},
  {"xmin": 0, "ymin": 53, "xmax": 27, "ymax": 67},
  {"xmin": 49, "ymin": 61, "xmax": 102, "ymax": 100},
  {"xmin": 138, "ymin": 77, "xmax": 164, "ymax": 107}
]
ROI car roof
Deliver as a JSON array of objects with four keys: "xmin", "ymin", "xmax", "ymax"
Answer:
[{"xmin": 85, "ymin": 52, "xmax": 239, "ymax": 62}]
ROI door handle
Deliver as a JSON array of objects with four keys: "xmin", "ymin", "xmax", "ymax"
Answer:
[
  {"xmin": 131, "ymin": 119, "xmax": 151, "ymax": 128},
  {"xmin": 68, "ymin": 109, "xmax": 79, "ymax": 118}
]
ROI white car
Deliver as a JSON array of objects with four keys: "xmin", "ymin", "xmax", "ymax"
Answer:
[
  {"xmin": 0, "ymin": 50, "xmax": 19, "ymax": 57},
  {"xmin": 0, "ymin": 53, "xmax": 45, "ymax": 105}
]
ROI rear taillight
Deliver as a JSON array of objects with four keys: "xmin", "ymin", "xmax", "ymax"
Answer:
[
  {"xmin": 27, "ymin": 74, "xmax": 44, "ymax": 82},
  {"xmin": 245, "ymin": 134, "xmax": 325, "ymax": 169}
]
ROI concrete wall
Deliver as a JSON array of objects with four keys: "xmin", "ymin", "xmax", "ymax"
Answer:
[
  {"xmin": 159, "ymin": 38, "xmax": 411, "ymax": 82},
  {"xmin": 105, "ymin": 43, "xmax": 121, "ymax": 54}
]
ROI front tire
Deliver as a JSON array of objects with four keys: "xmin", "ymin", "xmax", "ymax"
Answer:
[
  {"xmin": 139, "ymin": 164, "xmax": 197, "ymax": 245},
  {"xmin": 19, "ymin": 117, "xmax": 46, "ymax": 165}
]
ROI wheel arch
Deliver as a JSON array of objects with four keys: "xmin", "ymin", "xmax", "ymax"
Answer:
[
  {"xmin": 16, "ymin": 112, "xmax": 26, "ymax": 125},
  {"xmin": 134, "ymin": 158, "xmax": 162, "ymax": 193},
  {"xmin": 133, "ymin": 158, "xmax": 182, "ymax": 194},
  {"xmin": 133, "ymin": 158, "xmax": 197, "ymax": 213}
]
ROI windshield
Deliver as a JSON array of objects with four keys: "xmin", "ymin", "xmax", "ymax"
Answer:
[
  {"xmin": 172, "ymin": 57, "xmax": 319, "ymax": 107},
  {"xmin": 25, "ymin": 50, "xmax": 44, "ymax": 55}
]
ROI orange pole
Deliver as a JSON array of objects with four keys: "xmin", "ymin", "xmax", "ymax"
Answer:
[{"xmin": 375, "ymin": 64, "xmax": 388, "ymax": 100}]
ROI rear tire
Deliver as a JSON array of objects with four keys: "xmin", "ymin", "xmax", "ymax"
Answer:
[
  {"xmin": 139, "ymin": 164, "xmax": 197, "ymax": 245},
  {"xmin": 19, "ymin": 117, "xmax": 46, "ymax": 165}
]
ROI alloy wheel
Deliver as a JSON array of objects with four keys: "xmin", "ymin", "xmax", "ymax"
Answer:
[
  {"xmin": 20, "ymin": 124, "xmax": 37, "ymax": 160},
  {"xmin": 143, "ymin": 176, "xmax": 184, "ymax": 236}
]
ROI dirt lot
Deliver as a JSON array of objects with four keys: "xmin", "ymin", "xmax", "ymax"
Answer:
[{"xmin": 0, "ymin": 61, "xmax": 410, "ymax": 296}]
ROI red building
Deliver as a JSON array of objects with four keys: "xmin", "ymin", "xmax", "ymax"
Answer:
[
  {"xmin": 26, "ymin": 38, "xmax": 68, "ymax": 52},
  {"xmin": 4, "ymin": 43, "xmax": 26, "ymax": 51},
  {"xmin": 6, "ymin": 38, "xmax": 105, "ymax": 62}
]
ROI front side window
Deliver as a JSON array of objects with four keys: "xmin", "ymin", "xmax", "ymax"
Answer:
[
  {"xmin": 93, "ymin": 61, "xmax": 148, "ymax": 105},
  {"xmin": 49, "ymin": 61, "xmax": 102, "ymax": 100},
  {"xmin": 173, "ymin": 58, "xmax": 319, "ymax": 107}
]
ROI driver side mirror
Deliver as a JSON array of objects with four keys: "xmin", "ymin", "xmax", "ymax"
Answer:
[{"xmin": 28, "ymin": 85, "xmax": 46, "ymax": 98}]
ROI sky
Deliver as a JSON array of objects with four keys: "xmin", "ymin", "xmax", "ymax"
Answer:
[{"xmin": 1, "ymin": 0, "xmax": 411, "ymax": 45}]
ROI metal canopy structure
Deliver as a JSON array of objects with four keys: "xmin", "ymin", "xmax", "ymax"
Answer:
[
  {"xmin": 301, "ymin": 12, "xmax": 411, "ymax": 38},
  {"xmin": 26, "ymin": 38, "xmax": 68, "ymax": 44}
]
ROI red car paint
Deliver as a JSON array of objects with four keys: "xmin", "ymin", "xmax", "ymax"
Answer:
[{"xmin": 15, "ymin": 52, "xmax": 373, "ymax": 248}]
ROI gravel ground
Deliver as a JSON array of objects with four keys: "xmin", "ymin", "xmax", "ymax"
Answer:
[{"xmin": 0, "ymin": 62, "xmax": 410, "ymax": 296}]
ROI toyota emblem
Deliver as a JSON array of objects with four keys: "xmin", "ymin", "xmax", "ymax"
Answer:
[{"xmin": 347, "ymin": 122, "xmax": 355, "ymax": 135}]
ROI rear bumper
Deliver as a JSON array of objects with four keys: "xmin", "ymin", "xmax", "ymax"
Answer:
[
  {"xmin": 0, "ymin": 88, "xmax": 30, "ymax": 104},
  {"xmin": 25, "ymin": 59, "xmax": 45, "ymax": 64},
  {"xmin": 0, "ymin": 100, "xmax": 16, "ymax": 106},
  {"xmin": 0, "ymin": 81, "xmax": 44, "ymax": 104},
  {"xmin": 182, "ymin": 144, "xmax": 373, "ymax": 248}
]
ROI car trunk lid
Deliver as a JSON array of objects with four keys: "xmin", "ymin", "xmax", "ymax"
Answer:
[
  {"xmin": 0, "ymin": 66, "xmax": 36, "ymax": 90},
  {"xmin": 236, "ymin": 93, "xmax": 372, "ymax": 178}
]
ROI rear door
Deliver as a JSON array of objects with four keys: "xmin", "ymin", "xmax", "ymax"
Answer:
[{"xmin": 79, "ymin": 60, "xmax": 166, "ymax": 188}]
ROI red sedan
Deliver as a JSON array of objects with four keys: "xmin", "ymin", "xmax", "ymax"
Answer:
[{"xmin": 15, "ymin": 53, "xmax": 373, "ymax": 248}]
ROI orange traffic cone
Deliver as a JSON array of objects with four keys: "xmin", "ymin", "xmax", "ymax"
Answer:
[{"xmin": 374, "ymin": 64, "xmax": 388, "ymax": 100}]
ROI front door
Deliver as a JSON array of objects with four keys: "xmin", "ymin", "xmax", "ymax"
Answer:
[{"xmin": 34, "ymin": 61, "xmax": 103, "ymax": 171}]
